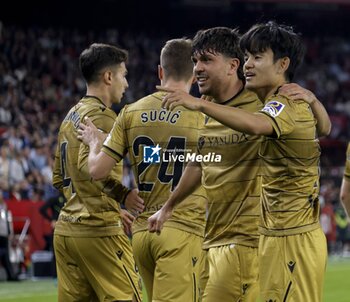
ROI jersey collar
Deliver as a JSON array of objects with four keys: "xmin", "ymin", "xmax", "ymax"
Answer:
[{"xmin": 83, "ymin": 95, "xmax": 106, "ymax": 107}]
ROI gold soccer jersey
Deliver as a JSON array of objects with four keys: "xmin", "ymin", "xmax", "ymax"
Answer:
[
  {"xmin": 258, "ymin": 94, "xmax": 321, "ymax": 236},
  {"xmin": 199, "ymin": 89, "xmax": 262, "ymax": 249},
  {"xmin": 344, "ymin": 143, "xmax": 350, "ymax": 180},
  {"xmin": 101, "ymin": 91, "xmax": 207, "ymax": 236},
  {"xmin": 53, "ymin": 96, "xmax": 127, "ymax": 237}
]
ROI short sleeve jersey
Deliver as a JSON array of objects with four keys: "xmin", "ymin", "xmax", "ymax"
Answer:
[
  {"xmin": 344, "ymin": 143, "xmax": 350, "ymax": 180},
  {"xmin": 53, "ymin": 96, "xmax": 125, "ymax": 237},
  {"xmin": 258, "ymin": 94, "xmax": 321, "ymax": 236},
  {"xmin": 102, "ymin": 92, "xmax": 208, "ymax": 236},
  {"xmin": 199, "ymin": 89, "xmax": 262, "ymax": 249}
]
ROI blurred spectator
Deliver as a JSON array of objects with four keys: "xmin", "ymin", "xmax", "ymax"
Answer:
[
  {"xmin": 19, "ymin": 147, "xmax": 31, "ymax": 177},
  {"xmin": 0, "ymin": 143, "xmax": 10, "ymax": 192},
  {"xmin": 29, "ymin": 144, "xmax": 47, "ymax": 172},
  {"xmin": 0, "ymin": 104, "xmax": 11, "ymax": 126},
  {"xmin": 320, "ymin": 199, "xmax": 336, "ymax": 254},
  {"xmin": 334, "ymin": 206, "xmax": 350, "ymax": 256},
  {"xmin": 29, "ymin": 187, "xmax": 44, "ymax": 202},
  {"xmin": 8, "ymin": 150, "xmax": 25, "ymax": 188},
  {"xmin": 4, "ymin": 126, "xmax": 23, "ymax": 152},
  {"xmin": 39, "ymin": 191, "xmax": 65, "ymax": 277},
  {"xmin": 0, "ymin": 188, "xmax": 19, "ymax": 281}
]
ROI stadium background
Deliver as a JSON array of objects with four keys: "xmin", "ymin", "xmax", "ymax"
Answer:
[{"xmin": 0, "ymin": 0, "xmax": 350, "ymax": 300}]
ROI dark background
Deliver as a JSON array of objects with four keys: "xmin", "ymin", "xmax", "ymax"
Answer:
[{"xmin": 2, "ymin": 0, "xmax": 350, "ymax": 36}]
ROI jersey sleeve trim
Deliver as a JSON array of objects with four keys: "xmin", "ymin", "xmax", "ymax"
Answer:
[
  {"xmin": 101, "ymin": 145, "xmax": 123, "ymax": 162},
  {"xmin": 257, "ymin": 111, "xmax": 280, "ymax": 138}
]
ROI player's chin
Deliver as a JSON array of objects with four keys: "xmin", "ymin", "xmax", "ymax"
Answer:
[
  {"xmin": 245, "ymin": 81, "xmax": 258, "ymax": 91},
  {"xmin": 198, "ymin": 86, "xmax": 209, "ymax": 96}
]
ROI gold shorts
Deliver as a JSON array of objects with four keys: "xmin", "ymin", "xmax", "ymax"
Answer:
[
  {"xmin": 198, "ymin": 249, "xmax": 209, "ymax": 301},
  {"xmin": 203, "ymin": 244, "xmax": 259, "ymax": 302},
  {"xmin": 54, "ymin": 234, "xmax": 142, "ymax": 302},
  {"xmin": 259, "ymin": 227, "xmax": 327, "ymax": 302},
  {"xmin": 132, "ymin": 227, "xmax": 204, "ymax": 302}
]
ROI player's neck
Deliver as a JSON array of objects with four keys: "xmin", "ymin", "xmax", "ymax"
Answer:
[
  {"xmin": 214, "ymin": 79, "xmax": 244, "ymax": 104},
  {"xmin": 256, "ymin": 79, "xmax": 287, "ymax": 101},
  {"xmin": 161, "ymin": 79, "xmax": 192, "ymax": 93},
  {"xmin": 86, "ymin": 87, "xmax": 110, "ymax": 107}
]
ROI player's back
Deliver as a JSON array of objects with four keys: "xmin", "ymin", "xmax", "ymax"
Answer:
[
  {"xmin": 104, "ymin": 91, "xmax": 207, "ymax": 236},
  {"xmin": 53, "ymin": 97, "xmax": 124, "ymax": 237}
]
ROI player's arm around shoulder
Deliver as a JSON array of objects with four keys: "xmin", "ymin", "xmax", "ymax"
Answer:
[
  {"xmin": 78, "ymin": 116, "xmax": 116, "ymax": 180},
  {"xmin": 155, "ymin": 86, "xmax": 272, "ymax": 136},
  {"xmin": 161, "ymin": 88, "xmax": 274, "ymax": 136},
  {"xmin": 279, "ymin": 83, "xmax": 331, "ymax": 137},
  {"xmin": 77, "ymin": 108, "xmax": 111, "ymax": 174}
]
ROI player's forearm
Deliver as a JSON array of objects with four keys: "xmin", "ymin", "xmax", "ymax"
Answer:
[
  {"xmin": 340, "ymin": 178, "xmax": 350, "ymax": 218},
  {"xmin": 198, "ymin": 100, "xmax": 273, "ymax": 135},
  {"xmin": 87, "ymin": 140, "xmax": 108, "ymax": 180},
  {"xmin": 309, "ymin": 99, "xmax": 331, "ymax": 137},
  {"xmin": 102, "ymin": 178, "xmax": 131, "ymax": 204},
  {"xmin": 163, "ymin": 162, "xmax": 202, "ymax": 211}
]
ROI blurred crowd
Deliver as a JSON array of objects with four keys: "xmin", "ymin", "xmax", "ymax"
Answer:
[
  {"xmin": 0, "ymin": 23, "xmax": 349, "ymax": 253},
  {"xmin": 0, "ymin": 24, "xmax": 164, "ymax": 201}
]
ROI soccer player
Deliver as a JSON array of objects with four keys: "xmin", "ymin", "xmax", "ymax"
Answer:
[
  {"xmin": 340, "ymin": 143, "xmax": 350, "ymax": 217},
  {"xmin": 78, "ymin": 39, "xmax": 207, "ymax": 302},
  {"xmin": 156, "ymin": 27, "xmax": 262, "ymax": 301},
  {"xmin": 0, "ymin": 187, "xmax": 19, "ymax": 281},
  {"xmin": 53, "ymin": 43, "xmax": 143, "ymax": 302},
  {"xmin": 149, "ymin": 26, "xmax": 330, "ymax": 302},
  {"xmin": 155, "ymin": 22, "xmax": 330, "ymax": 302}
]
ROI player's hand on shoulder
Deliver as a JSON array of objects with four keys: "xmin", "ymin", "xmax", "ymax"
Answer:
[
  {"xmin": 156, "ymin": 85, "xmax": 202, "ymax": 111},
  {"xmin": 280, "ymin": 83, "xmax": 317, "ymax": 105},
  {"xmin": 124, "ymin": 188, "xmax": 144, "ymax": 215},
  {"xmin": 77, "ymin": 117, "xmax": 102, "ymax": 145}
]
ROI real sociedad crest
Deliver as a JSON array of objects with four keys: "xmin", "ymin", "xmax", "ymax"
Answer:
[{"xmin": 261, "ymin": 101, "xmax": 285, "ymax": 118}]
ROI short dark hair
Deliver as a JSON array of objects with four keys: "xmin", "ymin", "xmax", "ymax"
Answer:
[
  {"xmin": 79, "ymin": 43, "xmax": 128, "ymax": 84},
  {"xmin": 160, "ymin": 38, "xmax": 193, "ymax": 81},
  {"xmin": 192, "ymin": 27, "xmax": 245, "ymax": 82},
  {"xmin": 240, "ymin": 21, "xmax": 305, "ymax": 81}
]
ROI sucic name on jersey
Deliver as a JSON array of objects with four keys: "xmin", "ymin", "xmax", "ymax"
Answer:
[{"xmin": 141, "ymin": 110, "xmax": 181, "ymax": 124}]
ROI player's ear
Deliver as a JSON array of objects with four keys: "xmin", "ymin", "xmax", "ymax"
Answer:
[
  {"xmin": 277, "ymin": 57, "xmax": 290, "ymax": 75},
  {"xmin": 103, "ymin": 70, "xmax": 113, "ymax": 85},
  {"xmin": 158, "ymin": 65, "xmax": 163, "ymax": 81},
  {"xmin": 228, "ymin": 58, "xmax": 240, "ymax": 76}
]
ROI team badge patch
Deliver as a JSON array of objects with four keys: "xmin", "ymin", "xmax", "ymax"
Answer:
[{"xmin": 261, "ymin": 101, "xmax": 285, "ymax": 117}]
